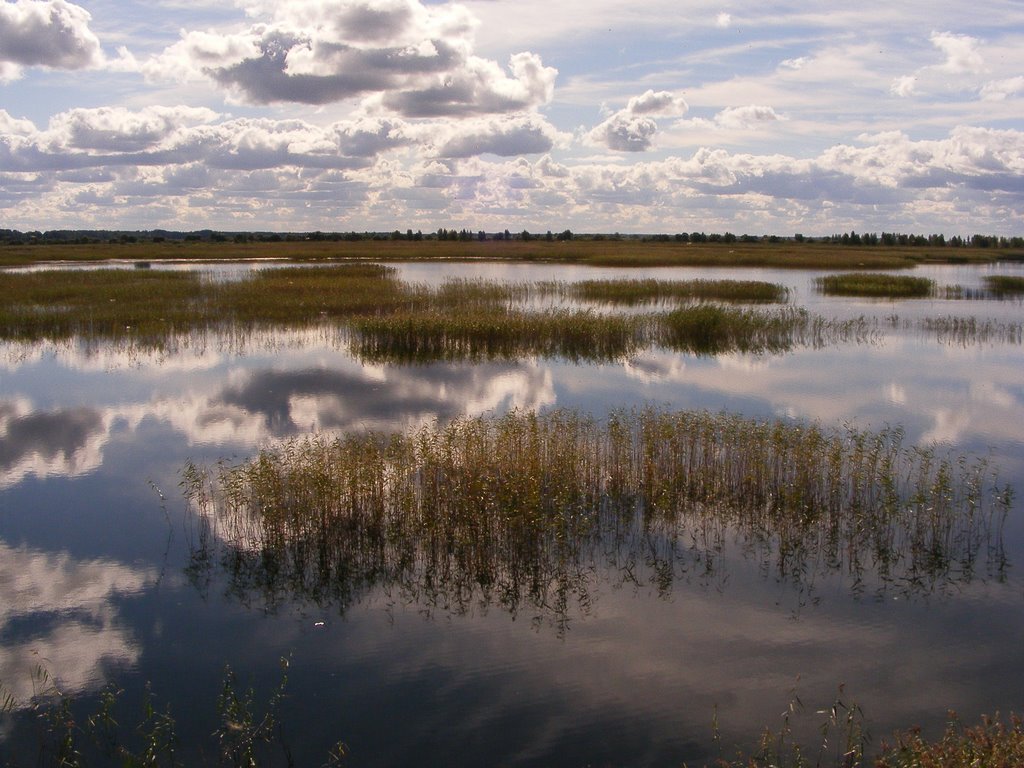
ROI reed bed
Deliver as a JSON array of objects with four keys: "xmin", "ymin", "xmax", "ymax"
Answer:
[
  {"xmin": 548, "ymin": 278, "xmax": 789, "ymax": 305},
  {"xmin": 2, "ymin": 267, "xmax": 1017, "ymax": 361},
  {"xmin": 348, "ymin": 308, "xmax": 648, "ymax": 363},
  {"xmin": 814, "ymin": 273, "xmax": 936, "ymax": 298},
  {"xmin": 983, "ymin": 274, "xmax": 1024, "ymax": 296},
  {"xmin": 183, "ymin": 408, "xmax": 1010, "ymax": 621},
  {"xmin": 657, "ymin": 306, "xmax": 874, "ymax": 354}
]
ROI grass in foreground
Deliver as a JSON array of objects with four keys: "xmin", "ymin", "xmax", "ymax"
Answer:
[
  {"xmin": 4, "ymin": 664, "xmax": 1021, "ymax": 767},
  {"xmin": 183, "ymin": 408, "xmax": 1010, "ymax": 621}
]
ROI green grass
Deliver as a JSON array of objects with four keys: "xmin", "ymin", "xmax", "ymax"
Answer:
[
  {"xmin": 983, "ymin": 274, "xmax": 1024, "ymax": 295},
  {"xmin": 814, "ymin": 272, "xmax": 937, "ymax": 298}
]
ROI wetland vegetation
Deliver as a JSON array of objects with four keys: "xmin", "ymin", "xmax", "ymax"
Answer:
[
  {"xmin": 3, "ymin": 265, "xmax": 1017, "ymax": 362},
  {"xmin": 2, "ymin": 247, "xmax": 1022, "ymax": 766},
  {"xmin": 183, "ymin": 408, "xmax": 1010, "ymax": 623},
  {"xmin": 1, "ymin": 237, "xmax": 1014, "ymax": 269}
]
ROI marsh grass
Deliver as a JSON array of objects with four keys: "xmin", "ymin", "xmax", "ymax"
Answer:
[
  {"xmin": 552, "ymin": 278, "xmax": 789, "ymax": 305},
  {"xmin": 0, "ymin": 659, "xmax": 345, "ymax": 767},
  {"xmin": 1, "ymin": 267, "xmax": 1017, "ymax": 361},
  {"xmin": 814, "ymin": 273, "xmax": 936, "ymax": 298},
  {"xmin": 983, "ymin": 275, "xmax": 1024, "ymax": 296},
  {"xmin": 1, "ymin": 239, "xmax": 984, "ymax": 269},
  {"xmin": 349, "ymin": 307, "xmax": 647, "ymax": 362},
  {"xmin": 183, "ymin": 408, "xmax": 1010, "ymax": 624}
]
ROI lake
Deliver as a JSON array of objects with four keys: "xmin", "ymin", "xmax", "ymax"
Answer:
[{"xmin": 1, "ymin": 260, "xmax": 1022, "ymax": 765}]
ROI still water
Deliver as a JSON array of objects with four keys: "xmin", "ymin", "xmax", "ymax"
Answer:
[{"xmin": 1, "ymin": 261, "xmax": 1022, "ymax": 765}]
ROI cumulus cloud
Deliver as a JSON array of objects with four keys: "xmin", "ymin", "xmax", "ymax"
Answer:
[
  {"xmin": 145, "ymin": 0, "xmax": 556, "ymax": 116},
  {"xmin": 45, "ymin": 106, "xmax": 219, "ymax": 152},
  {"xmin": 891, "ymin": 30, "xmax": 987, "ymax": 98},
  {"xmin": 930, "ymin": 31, "xmax": 985, "ymax": 75},
  {"xmin": 433, "ymin": 114, "xmax": 565, "ymax": 158},
  {"xmin": 980, "ymin": 76, "xmax": 1024, "ymax": 101},
  {"xmin": 587, "ymin": 89, "xmax": 688, "ymax": 152},
  {"xmin": 713, "ymin": 105, "xmax": 782, "ymax": 129},
  {"xmin": 0, "ymin": 0, "xmax": 102, "ymax": 75},
  {"xmin": 890, "ymin": 75, "xmax": 917, "ymax": 97}
]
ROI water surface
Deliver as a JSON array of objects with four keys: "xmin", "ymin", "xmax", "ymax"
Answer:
[{"xmin": 1, "ymin": 260, "xmax": 1022, "ymax": 765}]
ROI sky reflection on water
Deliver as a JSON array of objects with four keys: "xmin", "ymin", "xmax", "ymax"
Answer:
[{"xmin": 0, "ymin": 262, "xmax": 1022, "ymax": 765}]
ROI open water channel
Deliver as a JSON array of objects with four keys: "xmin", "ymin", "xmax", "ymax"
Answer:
[{"xmin": 1, "ymin": 260, "xmax": 1022, "ymax": 765}]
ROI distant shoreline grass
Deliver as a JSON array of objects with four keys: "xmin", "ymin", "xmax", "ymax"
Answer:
[
  {"xmin": 2, "ymin": 266, "xmax": 1019, "ymax": 359},
  {"xmin": 0, "ymin": 238, "xmax": 1005, "ymax": 269}
]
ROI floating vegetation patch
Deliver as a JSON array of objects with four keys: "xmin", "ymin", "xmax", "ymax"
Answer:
[
  {"xmin": 983, "ymin": 274, "xmax": 1024, "ymax": 296},
  {"xmin": 657, "ymin": 306, "xmax": 874, "ymax": 354},
  {"xmin": 551, "ymin": 278, "xmax": 789, "ymax": 305},
  {"xmin": 183, "ymin": 409, "xmax": 1011, "ymax": 626},
  {"xmin": 814, "ymin": 272, "xmax": 937, "ymax": 298},
  {"xmin": 348, "ymin": 308, "xmax": 647, "ymax": 363}
]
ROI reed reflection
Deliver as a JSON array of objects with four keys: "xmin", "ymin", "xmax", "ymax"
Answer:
[{"xmin": 184, "ymin": 409, "xmax": 1011, "ymax": 631}]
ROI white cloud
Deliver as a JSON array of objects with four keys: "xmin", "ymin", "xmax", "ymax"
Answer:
[
  {"xmin": 930, "ymin": 30, "xmax": 985, "ymax": 75},
  {"xmin": 144, "ymin": 0, "xmax": 556, "ymax": 116},
  {"xmin": 890, "ymin": 75, "xmax": 917, "ymax": 97},
  {"xmin": 433, "ymin": 114, "xmax": 566, "ymax": 158},
  {"xmin": 713, "ymin": 105, "xmax": 783, "ymax": 129},
  {"xmin": 45, "ymin": 105, "xmax": 219, "ymax": 152},
  {"xmin": 715, "ymin": 12, "xmax": 731, "ymax": 29},
  {"xmin": 980, "ymin": 76, "xmax": 1024, "ymax": 102},
  {"xmin": 0, "ymin": 0, "xmax": 102, "ymax": 74},
  {"xmin": 587, "ymin": 89, "xmax": 688, "ymax": 152}
]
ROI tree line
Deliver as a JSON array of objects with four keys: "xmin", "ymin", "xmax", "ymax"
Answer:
[{"xmin": 2, "ymin": 228, "xmax": 1022, "ymax": 249}]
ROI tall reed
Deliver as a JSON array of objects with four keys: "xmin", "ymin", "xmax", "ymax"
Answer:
[{"xmin": 183, "ymin": 409, "xmax": 1011, "ymax": 623}]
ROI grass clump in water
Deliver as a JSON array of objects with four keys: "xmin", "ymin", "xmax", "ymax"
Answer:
[
  {"xmin": 562, "ymin": 278, "xmax": 789, "ymax": 305},
  {"xmin": 815, "ymin": 272, "xmax": 936, "ymax": 298},
  {"xmin": 348, "ymin": 308, "xmax": 647, "ymax": 362},
  {"xmin": 983, "ymin": 274, "xmax": 1024, "ymax": 296},
  {"xmin": 183, "ymin": 408, "xmax": 1010, "ymax": 621}
]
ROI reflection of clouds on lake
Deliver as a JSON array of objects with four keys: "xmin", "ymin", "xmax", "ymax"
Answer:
[
  {"xmin": 0, "ymin": 399, "xmax": 109, "ymax": 489},
  {"xmin": 0, "ymin": 541, "xmax": 156, "ymax": 707},
  {"xmin": 317, "ymin": 567, "xmax": 1021, "ymax": 766},
  {"xmin": 215, "ymin": 361, "xmax": 555, "ymax": 437},
  {"xmin": 622, "ymin": 353, "xmax": 686, "ymax": 383},
  {"xmin": 1, "ymin": 358, "xmax": 556, "ymax": 484}
]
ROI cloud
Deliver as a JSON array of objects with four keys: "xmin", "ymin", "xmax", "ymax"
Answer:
[
  {"xmin": 715, "ymin": 12, "xmax": 731, "ymax": 29},
  {"xmin": 712, "ymin": 105, "xmax": 782, "ymax": 129},
  {"xmin": 890, "ymin": 75, "xmax": 917, "ymax": 97},
  {"xmin": 45, "ymin": 106, "xmax": 219, "ymax": 152},
  {"xmin": 0, "ymin": 0, "xmax": 102, "ymax": 75},
  {"xmin": 980, "ymin": 76, "xmax": 1024, "ymax": 102},
  {"xmin": 929, "ymin": 31, "xmax": 985, "ymax": 75},
  {"xmin": 434, "ymin": 114, "xmax": 564, "ymax": 158},
  {"xmin": 891, "ymin": 30, "xmax": 987, "ymax": 98},
  {"xmin": 587, "ymin": 89, "xmax": 688, "ymax": 152},
  {"xmin": 145, "ymin": 0, "xmax": 556, "ymax": 115}
]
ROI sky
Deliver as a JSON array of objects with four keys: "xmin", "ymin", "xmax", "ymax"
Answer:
[{"xmin": 1, "ymin": 0, "xmax": 1023, "ymax": 235}]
